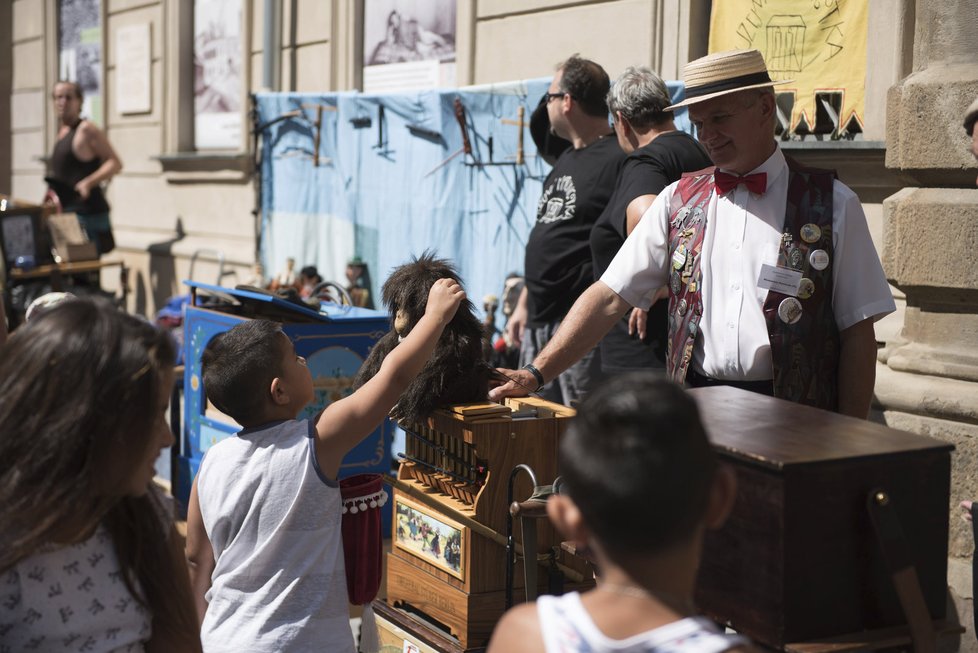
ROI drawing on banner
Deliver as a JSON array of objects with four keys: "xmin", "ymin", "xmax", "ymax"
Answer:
[
  {"xmin": 195, "ymin": 0, "xmax": 243, "ymax": 149},
  {"xmin": 363, "ymin": 0, "xmax": 457, "ymax": 93},
  {"xmin": 709, "ymin": 0, "xmax": 866, "ymax": 140},
  {"xmin": 58, "ymin": 0, "xmax": 103, "ymax": 125}
]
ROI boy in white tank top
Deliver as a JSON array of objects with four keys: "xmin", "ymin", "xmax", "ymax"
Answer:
[
  {"xmin": 185, "ymin": 279, "xmax": 465, "ymax": 653},
  {"xmin": 487, "ymin": 374, "xmax": 751, "ymax": 653}
]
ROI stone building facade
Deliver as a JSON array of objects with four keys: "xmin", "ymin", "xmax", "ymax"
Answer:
[{"xmin": 2, "ymin": 0, "xmax": 977, "ymax": 646}]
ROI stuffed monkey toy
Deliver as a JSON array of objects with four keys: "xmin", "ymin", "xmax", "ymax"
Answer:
[{"xmin": 352, "ymin": 252, "xmax": 490, "ymax": 425}]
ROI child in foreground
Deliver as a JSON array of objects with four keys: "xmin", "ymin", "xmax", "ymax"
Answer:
[
  {"xmin": 0, "ymin": 298, "xmax": 201, "ymax": 651},
  {"xmin": 186, "ymin": 277, "xmax": 464, "ymax": 652},
  {"xmin": 487, "ymin": 373, "xmax": 748, "ymax": 653}
]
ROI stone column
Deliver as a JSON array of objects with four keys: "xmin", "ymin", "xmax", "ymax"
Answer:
[{"xmin": 881, "ymin": 1, "xmax": 978, "ymax": 647}]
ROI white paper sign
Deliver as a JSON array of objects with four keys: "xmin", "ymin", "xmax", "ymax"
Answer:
[
  {"xmin": 116, "ymin": 23, "xmax": 151, "ymax": 114},
  {"xmin": 757, "ymin": 263, "xmax": 803, "ymax": 296},
  {"xmin": 364, "ymin": 60, "xmax": 441, "ymax": 93}
]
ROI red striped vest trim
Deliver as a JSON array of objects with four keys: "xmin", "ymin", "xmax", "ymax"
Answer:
[{"xmin": 665, "ymin": 158, "xmax": 839, "ymax": 411}]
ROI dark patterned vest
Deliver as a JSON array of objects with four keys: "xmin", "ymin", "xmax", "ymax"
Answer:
[{"xmin": 665, "ymin": 157, "xmax": 840, "ymax": 411}]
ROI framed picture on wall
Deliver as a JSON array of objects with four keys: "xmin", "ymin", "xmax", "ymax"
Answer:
[
  {"xmin": 58, "ymin": 0, "xmax": 103, "ymax": 126},
  {"xmin": 394, "ymin": 494, "xmax": 466, "ymax": 580},
  {"xmin": 194, "ymin": 0, "xmax": 243, "ymax": 149},
  {"xmin": 362, "ymin": 0, "xmax": 457, "ymax": 93}
]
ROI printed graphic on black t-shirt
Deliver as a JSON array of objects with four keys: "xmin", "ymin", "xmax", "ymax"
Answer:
[
  {"xmin": 525, "ymin": 136, "xmax": 625, "ymax": 325},
  {"xmin": 537, "ymin": 175, "xmax": 577, "ymax": 224}
]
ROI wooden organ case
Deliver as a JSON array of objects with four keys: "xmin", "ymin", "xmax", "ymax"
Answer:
[
  {"xmin": 690, "ymin": 386, "xmax": 954, "ymax": 649},
  {"xmin": 385, "ymin": 397, "xmax": 594, "ymax": 650}
]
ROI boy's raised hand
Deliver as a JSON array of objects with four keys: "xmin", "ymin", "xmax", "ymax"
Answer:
[
  {"xmin": 313, "ymin": 276, "xmax": 465, "ymax": 478},
  {"xmin": 426, "ymin": 278, "xmax": 465, "ymax": 325}
]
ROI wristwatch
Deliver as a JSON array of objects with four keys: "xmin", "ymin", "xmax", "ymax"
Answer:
[{"xmin": 521, "ymin": 363, "xmax": 545, "ymax": 391}]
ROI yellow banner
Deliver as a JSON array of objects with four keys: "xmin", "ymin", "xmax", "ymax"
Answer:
[{"xmin": 709, "ymin": 0, "xmax": 867, "ymax": 138}]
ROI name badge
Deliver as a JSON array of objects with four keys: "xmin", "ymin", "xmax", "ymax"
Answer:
[{"xmin": 757, "ymin": 263, "xmax": 803, "ymax": 296}]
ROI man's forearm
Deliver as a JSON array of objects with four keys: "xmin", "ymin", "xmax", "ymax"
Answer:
[
  {"xmin": 534, "ymin": 281, "xmax": 631, "ymax": 383},
  {"xmin": 837, "ymin": 318, "xmax": 878, "ymax": 419}
]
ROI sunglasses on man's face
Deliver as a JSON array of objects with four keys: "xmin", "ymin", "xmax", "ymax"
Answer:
[{"xmin": 544, "ymin": 92, "xmax": 567, "ymax": 103}]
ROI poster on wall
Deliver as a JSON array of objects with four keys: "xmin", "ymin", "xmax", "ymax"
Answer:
[
  {"xmin": 58, "ymin": 0, "xmax": 103, "ymax": 126},
  {"xmin": 116, "ymin": 23, "xmax": 152, "ymax": 114},
  {"xmin": 362, "ymin": 0, "xmax": 457, "ymax": 93},
  {"xmin": 194, "ymin": 0, "xmax": 243, "ymax": 149},
  {"xmin": 709, "ymin": 0, "xmax": 867, "ymax": 140}
]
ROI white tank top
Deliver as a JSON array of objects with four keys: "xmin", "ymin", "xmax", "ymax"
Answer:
[
  {"xmin": 196, "ymin": 419, "xmax": 354, "ymax": 653},
  {"xmin": 537, "ymin": 592, "xmax": 747, "ymax": 653}
]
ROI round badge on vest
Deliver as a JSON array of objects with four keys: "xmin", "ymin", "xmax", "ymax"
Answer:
[
  {"xmin": 778, "ymin": 297, "xmax": 803, "ymax": 324},
  {"xmin": 809, "ymin": 249, "xmax": 830, "ymax": 271},
  {"xmin": 800, "ymin": 223, "xmax": 822, "ymax": 243},
  {"xmin": 670, "ymin": 272, "xmax": 682, "ymax": 294},
  {"xmin": 678, "ymin": 298, "xmax": 688, "ymax": 316},
  {"xmin": 797, "ymin": 278, "xmax": 815, "ymax": 299}
]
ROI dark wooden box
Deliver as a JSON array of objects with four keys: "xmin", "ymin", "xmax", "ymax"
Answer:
[{"xmin": 690, "ymin": 386, "xmax": 952, "ymax": 649}]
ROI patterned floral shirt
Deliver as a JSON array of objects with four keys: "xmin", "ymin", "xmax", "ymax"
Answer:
[{"xmin": 0, "ymin": 524, "xmax": 151, "ymax": 652}]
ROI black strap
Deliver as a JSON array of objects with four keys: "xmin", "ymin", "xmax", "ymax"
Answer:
[
  {"xmin": 685, "ymin": 368, "xmax": 774, "ymax": 396},
  {"xmin": 972, "ymin": 502, "xmax": 978, "ymax": 641},
  {"xmin": 866, "ymin": 489, "xmax": 936, "ymax": 653},
  {"xmin": 522, "ymin": 363, "xmax": 545, "ymax": 391},
  {"xmin": 547, "ymin": 549, "xmax": 564, "ymax": 596}
]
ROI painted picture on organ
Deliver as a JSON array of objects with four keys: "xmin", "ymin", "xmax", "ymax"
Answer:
[{"xmin": 394, "ymin": 496, "xmax": 465, "ymax": 579}]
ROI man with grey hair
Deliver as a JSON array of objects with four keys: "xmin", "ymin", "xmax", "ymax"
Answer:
[
  {"xmin": 590, "ymin": 66, "xmax": 711, "ymax": 374},
  {"xmin": 493, "ymin": 49, "xmax": 894, "ymax": 419}
]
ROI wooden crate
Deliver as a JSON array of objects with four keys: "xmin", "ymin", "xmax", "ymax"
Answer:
[{"xmin": 690, "ymin": 386, "xmax": 953, "ymax": 648}]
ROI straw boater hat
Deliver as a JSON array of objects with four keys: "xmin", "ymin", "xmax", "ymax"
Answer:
[{"xmin": 665, "ymin": 49, "xmax": 792, "ymax": 110}]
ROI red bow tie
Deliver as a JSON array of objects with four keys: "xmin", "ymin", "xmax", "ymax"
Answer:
[{"xmin": 714, "ymin": 170, "xmax": 767, "ymax": 195}]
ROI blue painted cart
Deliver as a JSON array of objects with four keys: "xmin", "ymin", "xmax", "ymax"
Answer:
[{"xmin": 173, "ymin": 281, "xmax": 391, "ymax": 527}]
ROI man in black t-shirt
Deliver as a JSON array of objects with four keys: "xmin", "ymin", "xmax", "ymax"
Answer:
[
  {"xmin": 506, "ymin": 56, "xmax": 626, "ymax": 406},
  {"xmin": 590, "ymin": 66, "xmax": 712, "ymax": 374}
]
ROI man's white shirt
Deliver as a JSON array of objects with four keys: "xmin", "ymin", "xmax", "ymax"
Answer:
[{"xmin": 601, "ymin": 147, "xmax": 895, "ymax": 381}]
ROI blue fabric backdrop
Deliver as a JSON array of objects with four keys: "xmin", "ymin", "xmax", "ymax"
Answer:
[{"xmin": 254, "ymin": 78, "xmax": 689, "ymax": 323}]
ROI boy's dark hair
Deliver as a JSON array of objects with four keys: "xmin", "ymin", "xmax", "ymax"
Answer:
[
  {"xmin": 558, "ymin": 373, "xmax": 716, "ymax": 559},
  {"xmin": 557, "ymin": 55, "xmax": 611, "ymax": 118},
  {"xmin": 201, "ymin": 319, "xmax": 286, "ymax": 426}
]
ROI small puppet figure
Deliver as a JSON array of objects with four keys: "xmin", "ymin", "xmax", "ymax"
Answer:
[
  {"xmin": 298, "ymin": 265, "xmax": 323, "ymax": 299},
  {"xmin": 245, "ymin": 262, "xmax": 266, "ymax": 289},
  {"xmin": 345, "ymin": 256, "xmax": 374, "ymax": 309},
  {"xmin": 482, "ymin": 293, "xmax": 500, "ymax": 362},
  {"xmin": 353, "ymin": 252, "xmax": 489, "ymax": 425},
  {"xmin": 269, "ymin": 257, "xmax": 297, "ymax": 291}
]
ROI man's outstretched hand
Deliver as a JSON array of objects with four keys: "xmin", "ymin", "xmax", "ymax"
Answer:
[{"xmin": 488, "ymin": 367, "xmax": 535, "ymax": 402}]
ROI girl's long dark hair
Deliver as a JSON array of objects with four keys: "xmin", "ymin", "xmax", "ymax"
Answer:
[{"xmin": 0, "ymin": 298, "xmax": 198, "ymax": 647}]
